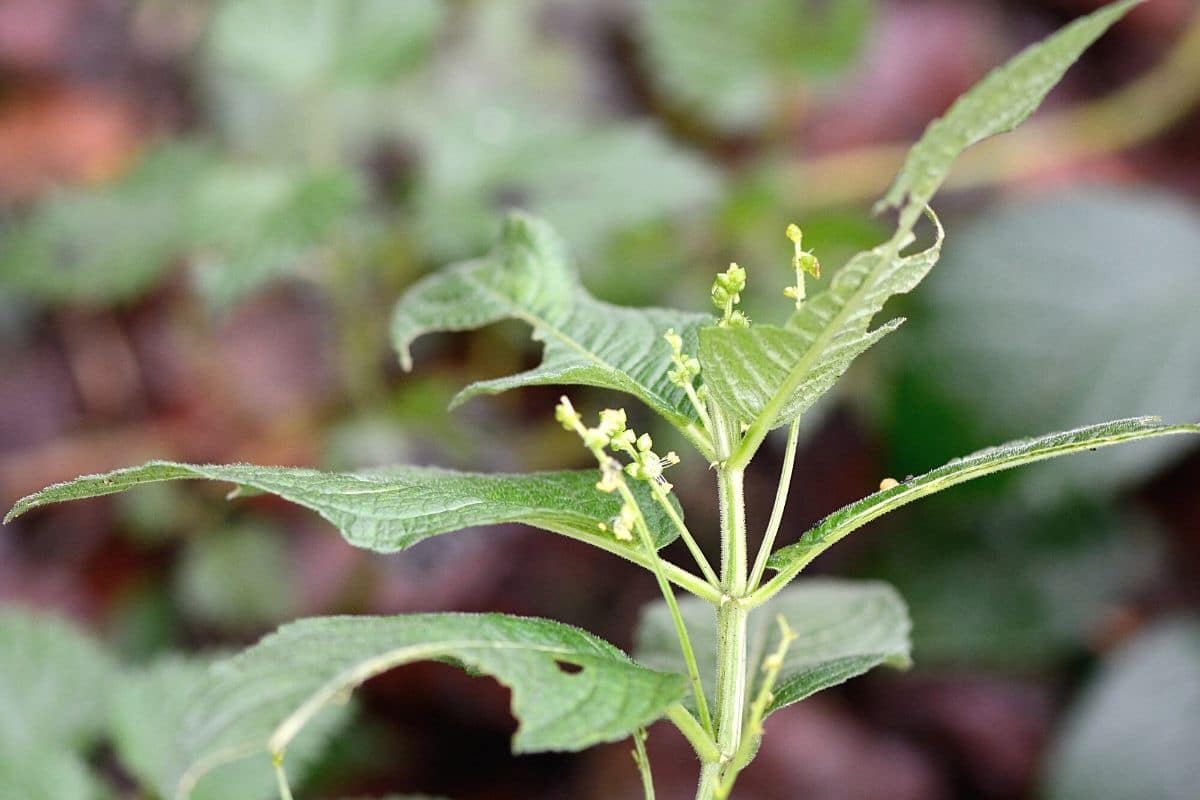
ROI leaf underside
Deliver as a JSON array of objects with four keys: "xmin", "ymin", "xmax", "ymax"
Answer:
[
  {"xmin": 170, "ymin": 613, "xmax": 687, "ymax": 797},
  {"xmin": 635, "ymin": 579, "xmax": 910, "ymax": 715},
  {"xmin": 768, "ymin": 417, "xmax": 1200, "ymax": 574},
  {"xmin": 391, "ymin": 212, "xmax": 711, "ymax": 428},
  {"xmin": 5, "ymin": 460, "xmax": 681, "ymax": 552}
]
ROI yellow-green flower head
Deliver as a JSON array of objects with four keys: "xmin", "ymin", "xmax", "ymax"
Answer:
[{"xmin": 711, "ymin": 262, "xmax": 746, "ymax": 310}]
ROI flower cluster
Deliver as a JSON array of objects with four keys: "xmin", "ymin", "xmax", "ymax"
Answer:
[
  {"xmin": 664, "ymin": 329, "xmax": 699, "ymax": 387},
  {"xmin": 783, "ymin": 223, "xmax": 820, "ymax": 309},
  {"xmin": 555, "ymin": 396, "xmax": 680, "ymax": 541},
  {"xmin": 711, "ymin": 262, "xmax": 749, "ymax": 328}
]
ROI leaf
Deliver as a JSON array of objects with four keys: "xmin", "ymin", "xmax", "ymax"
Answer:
[
  {"xmin": 5, "ymin": 460, "xmax": 682, "ymax": 553},
  {"xmin": 1044, "ymin": 619, "xmax": 1200, "ymax": 800},
  {"xmin": 392, "ymin": 213, "xmax": 712, "ymax": 433},
  {"xmin": 894, "ymin": 188, "xmax": 1200, "ymax": 496},
  {"xmin": 699, "ymin": 210, "xmax": 943, "ymax": 432},
  {"xmin": 111, "ymin": 656, "xmax": 344, "ymax": 800},
  {"xmin": 879, "ymin": 0, "xmax": 1140, "ymax": 228},
  {"xmin": 635, "ymin": 579, "xmax": 909, "ymax": 715},
  {"xmin": 0, "ymin": 608, "xmax": 115, "ymax": 755},
  {"xmin": 412, "ymin": 117, "xmax": 721, "ymax": 262},
  {"xmin": 638, "ymin": 0, "xmax": 874, "ymax": 128},
  {"xmin": 175, "ymin": 524, "xmax": 296, "ymax": 630},
  {"xmin": 0, "ymin": 747, "xmax": 98, "ymax": 800},
  {"xmin": 0, "ymin": 144, "xmax": 213, "ymax": 307},
  {"xmin": 767, "ymin": 418, "xmax": 1200, "ymax": 578},
  {"xmin": 187, "ymin": 163, "xmax": 362, "ymax": 308},
  {"xmin": 167, "ymin": 613, "xmax": 687, "ymax": 796},
  {"xmin": 207, "ymin": 0, "xmax": 445, "ymax": 90},
  {"xmin": 867, "ymin": 499, "xmax": 1161, "ymax": 667}
]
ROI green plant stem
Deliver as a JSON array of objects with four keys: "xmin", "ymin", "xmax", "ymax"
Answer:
[
  {"xmin": 619, "ymin": 483, "xmax": 715, "ymax": 735},
  {"xmin": 747, "ymin": 419, "xmax": 800, "ymax": 591},
  {"xmin": 695, "ymin": 455, "xmax": 752, "ymax": 799},
  {"xmin": 667, "ymin": 704, "xmax": 722, "ymax": 763},
  {"xmin": 546, "ymin": 522, "xmax": 721, "ymax": 603},
  {"xmin": 716, "ymin": 617, "xmax": 797, "ymax": 798},
  {"xmin": 272, "ymin": 753, "xmax": 294, "ymax": 800},
  {"xmin": 651, "ymin": 483, "xmax": 721, "ymax": 588},
  {"xmin": 633, "ymin": 728, "xmax": 656, "ymax": 800}
]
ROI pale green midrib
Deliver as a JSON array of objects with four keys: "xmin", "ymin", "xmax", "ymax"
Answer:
[
  {"xmin": 177, "ymin": 639, "xmax": 612, "ymax": 799},
  {"xmin": 730, "ymin": 230, "xmax": 909, "ymax": 469},
  {"xmin": 464, "ymin": 273, "xmax": 690, "ymax": 426},
  {"xmin": 761, "ymin": 422, "xmax": 1200, "ymax": 592}
]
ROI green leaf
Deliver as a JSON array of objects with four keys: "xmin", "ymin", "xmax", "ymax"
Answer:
[
  {"xmin": 699, "ymin": 210, "xmax": 943, "ymax": 432},
  {"xmin": 635, "ymin": 579, "xmax": 909, "ymax": 715},
  {"xmin": 167, "ymin": 613, "xmax": 687, "ymax": 796},
  {"xmin": 868, "ymin": 499, "xmax": 1161, "ymax": 668},
  {"xmin": 176, "ymin": 524, "xmax": 296, "ymax": 630},
  {"xmin": 207, "ymin": 0, "xmax": 444, "ymax": 90},
  {"xmin": 187, "ymin": 163, "xmax": 362, "ymax": 308},
  {"xmin": 767, "ymin": 418, "xmax": 1200, "ymax": 578},
  {"xmin": 894, "ymin": 188, "xmax": 1200, "ymax": 496},
  {"xmin": 0, "ymin": 608, "xmax": 115, "ymax": 755},
  {"xmin": 392, "ymin": 213, "xmax": 711, "ymax": 434},
  {"xmin": 413, "ymin": 118, "xmax": 721, "ymax": 262},
  {"xmin": 1044, "ymin": 618, "xmax": 1200, "ymax": 800},
  {"xmin": 0, "ymin": 144, "xmax": 212, "ymax": 307},
  {"xmin": 111, "ymin": 656, "xmax": 344, "ymax": 800},
  {"xmin": 638, "ymin": 0, "xmax": 874, "ymax": 128},
  {"xmin": 879, "ymin": 0, "xmax": 1140, "ymax": 228},
  {"xmin": 0, "ymin": 747, "xmax": 99, "ymax": 800},
  {"xmin": 5, "ymin": 460, "xmax": 681, "ymax": 553}
]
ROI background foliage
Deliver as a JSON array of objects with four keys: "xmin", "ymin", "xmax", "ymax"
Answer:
[{"xmin": 1, "ymin": 1, "xmax": 1198, "ymax": 798}]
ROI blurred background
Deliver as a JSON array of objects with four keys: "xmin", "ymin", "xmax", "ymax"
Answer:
[{"xmin": 1, "ymin": 1, "xmax": 1199, "ymax": 798}]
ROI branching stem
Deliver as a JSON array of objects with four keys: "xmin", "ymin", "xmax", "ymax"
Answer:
[{"xmin": 633, "ymin": 727, "xmax": 656, "ymax": 800}]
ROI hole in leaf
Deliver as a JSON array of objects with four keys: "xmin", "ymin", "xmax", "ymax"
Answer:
[{"xmin": 554, "ymin": 659, "xmax": 583, "ymax": 675}]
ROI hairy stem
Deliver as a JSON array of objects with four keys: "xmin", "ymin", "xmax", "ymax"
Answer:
[
  {"xmin": 651, "ymin": 484, "xmax": 721, "ymax": 587},
  {"xmin": 696, "ymin": 459, "xmax": 752, "ymax": 799},
  {"xmin": 667, "ymin": 704, "xmax": 722, "ymax": 763},
  {"xmin": 633, "ymin": 728, "xmax": 656, "ymax": 800}
]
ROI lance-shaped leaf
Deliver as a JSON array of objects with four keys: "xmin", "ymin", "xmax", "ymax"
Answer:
[
  {"xmin": 879, "ymin": 0, "xmax": 1140, "ymax": 229},
  {"xmin": 391, "ymin": 213, "xmax": 711, "ymax": 434},
  {"xmin": 170, "ymin": 613, "xmax": 687, "ymax": 798},
  {"xmin": 635, "ymin": 579, "xmax": 909, "ymax": 715},
  {"xmin": 5, "ymin": 461, "xmax": 681, "ymax": 553},
  {"xmin": 700, "ymin": 211, "xmax": 942, "ymax": 442},
  {"xmin": 766, "ymin": 418, "xmax": 1200, "ymax": 583}
]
